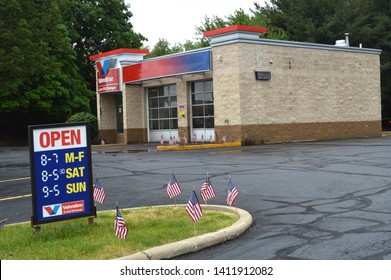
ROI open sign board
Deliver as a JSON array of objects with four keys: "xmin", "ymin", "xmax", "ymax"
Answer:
[{"xmin": 28, "ymin": 122, "xmax": 96, "ymax": 226}]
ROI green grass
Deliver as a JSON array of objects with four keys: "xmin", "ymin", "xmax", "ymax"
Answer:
[{"xmin": 0, "ymin": 207, "xmax": 239, "ymax": 260}]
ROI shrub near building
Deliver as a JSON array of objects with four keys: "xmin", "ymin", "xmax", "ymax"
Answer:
[{"xmin": 67, "ymin": 112, "xmax": 98, "ymax": 143}]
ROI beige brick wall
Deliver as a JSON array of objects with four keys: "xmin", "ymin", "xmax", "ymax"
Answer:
[
  {"xmin": 236, "ymin": 43, "xmax": 381, "ymax": 125},
  {"xmin": 97, "ymin": 93, "xmax": 117, "ymax": 143},
  {"xmin": 123, "ymin": 84, "xmax": 147, "ymax": 143},
  {"xmin": 97, "ymin": 93, "xmax": 116, "ymax": 130},
  {"xmin": 212, "ymin": 42, "xmax": 381, "ymax": 143},
  {"xmin": 212, "ymin": 45, "xmax": 242, "ymax": 127},
  {"xmin": 124, "ymin": 84, "xmax": 145, "ymax": 129}
]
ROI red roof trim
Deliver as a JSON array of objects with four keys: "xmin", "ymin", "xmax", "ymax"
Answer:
[
  {"xmin": 89, "ymin": 48, "xmax": 149, "ymax": 61},
  {"xmin": 203, "ymin": 25, "xmax": 268, "ymax": 38}
]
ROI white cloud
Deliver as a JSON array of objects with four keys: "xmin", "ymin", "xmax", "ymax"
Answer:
[{"xmin": 125, "ymin": 0, "xmax": 270, "ymax": 48}]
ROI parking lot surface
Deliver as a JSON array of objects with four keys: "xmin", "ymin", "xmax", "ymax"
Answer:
[{"xmin": 1, "ymin": 137, "xmax": 391, "ymax": 259}]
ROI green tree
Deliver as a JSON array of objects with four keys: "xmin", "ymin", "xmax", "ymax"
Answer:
[
  {"xmin": 194, "ymin": 4, "xmax": 289, "ymax": 45},
  {"xmin": 0, "ymin": 0, "xmax": 146, "ymax": 142},
  {"xmin": 182, "ymin": 39, "xmax": 206, "ymax": 51},
  {"xmin": 62, "ymin": 0, "xmax": 147, "ymax": 92},
  {"xmin": 264, "ymin": 0, "xmax": 391, "ymax": 119},
  {"xmin": 146, "ymin": 3, "xmax": 289, "ymax": 59},
  {"xmin": 67, "ymin": 112, "xmax": 98, "ymax": 142},
  {"xmin": 146, "ymin": 38, "xmax": 200, "ymax": 58},
  {"xmin": 146, "ymin": 39, "xmax": 174, "ymax": 58},
  {"xmin": 195, "ymin": 15, "xmax": 227, "ymax": 47},
  {"xmin": 0, "ymin": 0, "xmax": 91, "ymax": 141},
  {"xmin": 264, "ymin": 0, "xmax": 362, "ymax": 43}
]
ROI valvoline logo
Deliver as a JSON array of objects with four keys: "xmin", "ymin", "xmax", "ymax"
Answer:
[
  {"xmin": 42, "ymin": 204, "xmax": 62, "ymax": 218},
  {"xmin": 96, "ymin": 58, "xmax": 117, "ymax": 77}
]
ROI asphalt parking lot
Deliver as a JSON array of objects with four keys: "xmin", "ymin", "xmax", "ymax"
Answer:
[{"xmin": 1, "ymin": 136, "xmax": 391, "ymax": 259}]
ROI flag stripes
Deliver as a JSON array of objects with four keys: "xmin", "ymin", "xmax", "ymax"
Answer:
[
  {"xmin": 200, "ymin": 177, "xmax": 216, "ymax": 202},
  {"xmin": 166, "ymin": 174, "xmax": 182, "ymax": 199},
  {"xmin": 93, "ymin": 178, "xmax": 106, "ymax": 204},
  {"xmin": 186, "ymin": 191, "xmax": 202, "ymax": 222},
  {"xmin": 114, "ymin": 206, "xmax": 128, "ymax": 239},
  {"xmin": 227, "ymin": 178, "xmax": 239, "ymax": 206}
]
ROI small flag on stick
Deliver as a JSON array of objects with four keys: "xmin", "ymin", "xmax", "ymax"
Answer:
[
  {"xmin": 114, "ymin": 206, "xmax": 128, "ymax": 239},
  {"xmin": 93, "ymin": 178, "xmax": 106, "ymax": 204},
  {"xmin": 186, "ymin": 191, "xmax": 203, "ymax": 222},
  {"xmin": 166, "ymin": 174, "xmax": 182, "ymax": 199},
  {"xmin": 200, "ymin": 177, "xmax": 216, "ymax": 202},
  {"xmin": 227, "ymin": 177, "xmax": 239, "ymax": 207}
]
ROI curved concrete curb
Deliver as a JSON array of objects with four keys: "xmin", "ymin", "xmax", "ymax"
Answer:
[
  {"xmin": 157, "ymin": 142, "xmax": 241, "ymax": 151},
  {"xmin": 113, "ymin": 204, "xmax": 252, "ymax": 260}
]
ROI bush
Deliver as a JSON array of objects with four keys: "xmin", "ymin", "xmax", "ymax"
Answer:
[{"xmin": 67, "ymin": 112, "xmax": 98, "ymax": 142}]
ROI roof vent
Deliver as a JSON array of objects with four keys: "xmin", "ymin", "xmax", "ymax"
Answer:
[
  {"xmin": 344, "ymin": 33, "xmax": 350, "ymax": 47},
  {"xmin": 335, "ymin": 39, "xmax": 347, "ymax": 46},
  {"xmin": 335, "ymin": 33, "xmax": 350, "ymax": 47}
]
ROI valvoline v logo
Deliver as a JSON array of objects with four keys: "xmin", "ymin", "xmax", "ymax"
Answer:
[
  {"xmin": 42, "ymin": 204, "xmax": 62, "ymax": 218},
  {"xmin": 96, "ymin": 58, "xmax": 117, "ymax": 77}
]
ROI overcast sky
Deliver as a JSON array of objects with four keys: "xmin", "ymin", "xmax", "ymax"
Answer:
[{"xmin": 125, "ymin": 0, "xmax": 270, "ymax": 48}]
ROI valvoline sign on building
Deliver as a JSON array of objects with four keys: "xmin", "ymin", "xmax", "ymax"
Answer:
[
  {"xmin": 96, "ymin": 58, "xmax": 120, "ymax": 93},
  {"xmin": 29, "ymin": 122, "xmax": 96, "ymax": 226},
  {"xmin": 90, "ymin": 48, "xmax": 211, "ymax": 86},
  {"xmin": 98, "ymin": 68, "xmax": 119, "ymax": 93},
  {"xmin": 90, "ymin": 48, "xmax": 150, "ymax": 94}
]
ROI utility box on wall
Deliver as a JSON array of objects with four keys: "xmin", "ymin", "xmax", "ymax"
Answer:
[{"xmin": 255, "ymin": 71, "xmax": 271, "ymax": 80}]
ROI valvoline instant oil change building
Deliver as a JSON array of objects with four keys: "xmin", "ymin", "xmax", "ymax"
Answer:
[{"xmin": 90, "ymin": 25, "xmax": 382, "ymax": 145}]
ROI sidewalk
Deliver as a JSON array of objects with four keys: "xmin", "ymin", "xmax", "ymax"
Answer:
[{"xmin": 92, "ymin": 141, "xmax": 242, "ymax": 153}]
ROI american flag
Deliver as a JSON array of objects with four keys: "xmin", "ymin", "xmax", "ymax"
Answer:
[
  {"xmin": 93, "ymin": 178, "xmax": 106, "ymax": 204},
  {"xmin": 166, "ymin": 174, "xmax": 182, "ymax": 199},
  {"xmin": 200, "ymin": 177, "xmax": 216, "ymax": 202},
  {"xmin": 227, "ymin": 178, "xmax": 239, "ymax": 206},
  {"xmin": 114, "ymin": 206, "xmax": 128, "ymax": 239},
  {"xmin": 186, "ymin": 191, "xmax": 202, "ymax": 222}
]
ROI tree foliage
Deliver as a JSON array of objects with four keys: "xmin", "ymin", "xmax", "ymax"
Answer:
[
  {"xmin": 264, "ymin": 0, "xmax": 391, "ymax": 118},
  {"xmin": 146, "ymin": 39, "xmax": 178, "ymax": 58},
  {"xmin": 147, "ymin": 4, "xmax": 289, "ymax": 58},
  {"xmin": 62, "ymin": 0, "xmax": 147, "ymax": 91},
  {"xmin": 67, "ymin": 112, "xmax": 98, "ymax": 141},
  {"xmin": 0, "ymin": 0, "xmax": 145, "ymax": 141},
  {"xmin": 145, "ymin": 38, "xmax": 204, "ymax": 59},
  {"xmin": 194, "ymin": 4, "xmax": 289, "ymax": 44},
  {"xmin": 0, "ymin": 0, "xmax": 92, "ymax": 138}
]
